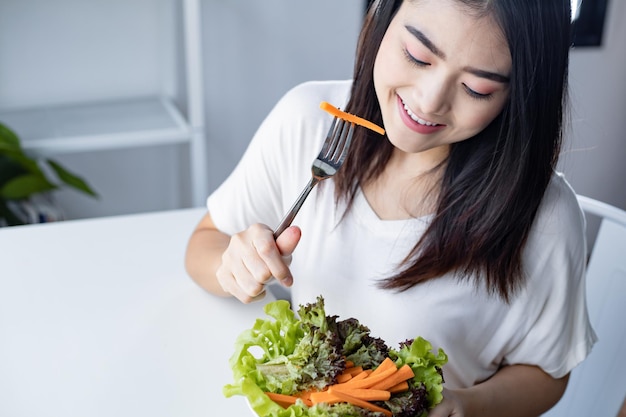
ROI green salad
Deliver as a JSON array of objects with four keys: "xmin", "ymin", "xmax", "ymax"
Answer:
[{"xmin": 224, "ymin": 296, "xmax": 448, "ymax": 417}]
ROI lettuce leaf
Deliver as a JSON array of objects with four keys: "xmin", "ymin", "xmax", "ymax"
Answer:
[
  {"xmin": 224, "ymin": 297, "xmax": 345, "ymax": 396},
  {"xmin": 224, "ymin": 297, "xmax": 448, "ymax": 417},
  {"xmin": 390, "ymin": 338, "xmax": 448, "ymax": 408}
]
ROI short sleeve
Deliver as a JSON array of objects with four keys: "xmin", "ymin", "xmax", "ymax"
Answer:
[
  {"xmin": 207, "ymin": 80, "xmax": 352, "ymax": 236},
  {"xmin": 503, "ymin": 175, "xmax": 597, "ymax": 378}
]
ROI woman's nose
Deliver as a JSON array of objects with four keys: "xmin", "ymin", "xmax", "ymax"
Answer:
[{"xmin": 414, "ymin": 74, "xmax": 451, "ymax": 116}]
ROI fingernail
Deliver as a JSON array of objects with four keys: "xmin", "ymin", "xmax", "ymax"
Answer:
[{"xmin": 281, "ymin": 276, "xmax": 293, "ymax": 287}]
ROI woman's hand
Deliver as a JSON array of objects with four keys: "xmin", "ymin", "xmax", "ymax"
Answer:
[
  {"xmin": 427, "ymin": 388, "xmax": 465, "ymax": 417},
  {"xmin": 185, "ymin": 212, "xmax": 301, "ymax": 301},
  {"xmin": 426, "ymin": 365, "xmax": 568, "ymax": 417},
  {"xmin": 216, "ymin": 223, "xmax": 301, "ymax": 303}
]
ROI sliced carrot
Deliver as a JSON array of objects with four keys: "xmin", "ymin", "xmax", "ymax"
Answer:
[
  {"xmin": 345, "ymin": 360, "xmax": 355, "ymax": 368},
  {"xmin": 266, "ymin": 357, "xmax": 413, "ymax": 414},
  {"xmin": 296, "ymin": 389, "xmax": 316, "ymax": 403},
  {"xmin": 367, "ymin": 357, "xmax": 396, "ymax": 378},
  {"xmin": 369, "ymin": 364, "xmax": 415, "ymax": 391},
  {"xmin": 344, "ymin": 365, "xmax": 365, "ymax": 376},
  {"xmin": 328, "ymin": 387, "xmax": 392, "ymax": 417},
  {"xmin": 330, "ymin": 386, "xmax": 391, "ymax": 402},
  {"xmin": 346, "ymin": 370, "xmax": 370, "ymax": 383},
  {"xmin": 340, "ymin": 365, "xmax": 397, "ymax": 389},
  {"xmin": 336, "ymin": 372, "xmax": 353, "ymax": 383},
  {"xmin": 309, "ymin": 390, "xmax": 342, "ymax": 405},
  {"xmin": 296, "ymin": 390, "xmax": 312, "ymax": 399},
  {"xmin": 388, "ymin": 380, "xmax": 410, "ymax": 394},
  {"xmin": 265, "ymin": 392, "xmax": 300, "ymax": 408},
  {"xmin": 320, "ymin": 101, "xmax": 385, "ymax": 135}
]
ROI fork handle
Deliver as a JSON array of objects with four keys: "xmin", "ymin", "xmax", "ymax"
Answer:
[{"xmin": 273, "ymin": 177, "xmax": 320, "ymax": 239}]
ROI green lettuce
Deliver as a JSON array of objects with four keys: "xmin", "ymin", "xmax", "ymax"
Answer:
[
  {"xmin": 223, "ymin": 296, "xmax": 448, "ymax": 417},
  {"xmin": 390, "ymin": 338, "xmax": 447, "ymax": 408}
]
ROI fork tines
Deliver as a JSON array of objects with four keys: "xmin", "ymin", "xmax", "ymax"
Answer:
[{"xmin": 322, "ymin": 117, "xmax": 355, "ymax": 165}]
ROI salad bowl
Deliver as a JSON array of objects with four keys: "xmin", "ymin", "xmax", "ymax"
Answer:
[{"xmin": 224, "ymin": 296, "xmax": 447, "ymax": 417}]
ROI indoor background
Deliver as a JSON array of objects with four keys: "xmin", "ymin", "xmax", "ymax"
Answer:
[{"xmin": 0, "ymin": 0, "xmax": 623, "ymax": 221}]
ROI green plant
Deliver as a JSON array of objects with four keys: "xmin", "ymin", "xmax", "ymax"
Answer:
[{"xmin": 0, "ymin": 121, "xmax": 97, "ymax": 226}]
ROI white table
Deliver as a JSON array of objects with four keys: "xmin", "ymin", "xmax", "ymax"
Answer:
[{"xmin": 0, "ymin": 209, "xmax": 269, "ymax": 416}]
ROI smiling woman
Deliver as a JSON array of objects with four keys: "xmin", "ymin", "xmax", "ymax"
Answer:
[
  {"xmin": 364, "ymin": 0, "xmax": 610, "ymax": 46},
  {"xmin": 185, "ymin": 0, "xmax": 596, "ymax": 416}
]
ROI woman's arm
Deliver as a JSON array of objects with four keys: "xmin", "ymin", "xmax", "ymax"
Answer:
[
  {"xmin": 184, "ymin": 212, "xmax": 301, "ymax": 303},
  {"xmin": 185, "ymin": 212, "xmax": 233, "ymax": 297},
  {"xmin": 429, "ymin": 365, "xmax": 569, "ymax": 417}
]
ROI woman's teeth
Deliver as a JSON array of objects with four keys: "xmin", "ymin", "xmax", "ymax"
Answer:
[{"xmin": 403, "ymin": 102, "xmax": 438, "ymax": 126}]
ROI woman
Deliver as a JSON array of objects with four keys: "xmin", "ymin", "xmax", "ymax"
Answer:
[{"xmin": 186, "ymin": 0, "xmax": 596, "ymax": 415}]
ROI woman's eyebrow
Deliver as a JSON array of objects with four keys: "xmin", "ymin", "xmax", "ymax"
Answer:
[
  {"xmin": 405, "ymin": 25, "xmax": 445, "ymax": 59},
  {"xmin": 464, "ymin": 67, "xmax": 510, "ymax": 83},
  {"xmin": 404, "ymin": 24, "xmax": 510, "ymax": 84}
]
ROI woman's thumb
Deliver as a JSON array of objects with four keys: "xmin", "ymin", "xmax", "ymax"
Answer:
[{"xmin": 275, "ymin": 225, "xmax": 301, "ymax": 256}]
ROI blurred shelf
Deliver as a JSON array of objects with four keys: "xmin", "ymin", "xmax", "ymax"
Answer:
[
  {"xmin": 0, "ymin": 0, "xmax": 207, "ymax": 207},
  {"xmin": 0, "ymin": 96, "xmax": 191, "ymax": 155}
]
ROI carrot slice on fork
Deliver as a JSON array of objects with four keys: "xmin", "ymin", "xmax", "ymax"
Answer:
[{"xmin": 320, "ymin": 101, "xmax": 385, "ymax": 135}]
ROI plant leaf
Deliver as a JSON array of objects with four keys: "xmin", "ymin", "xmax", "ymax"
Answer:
[
  {"xmin": 0, "ymin": 122, "xmax": 22, "ymax": 155},
  {"xmin": 0, "ymin": 174, "xmax": 56, "ymax": 200},
  {"xmin": 0, "ymin": 155, "xmax": 29, "ymax": 186},
  {"xmin": 0, "ymin": 124, "xmax": 48, "ymax": 174},
  {"xmin": 5, "ymin": 152, "xmax": 44, "ymax": 175},
  {"xmin": 47, "ymin": 159, "xmax": 98, "ymax": 197}
]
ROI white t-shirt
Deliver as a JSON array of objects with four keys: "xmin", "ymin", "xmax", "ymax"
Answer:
[{"xmin": 207, "ymin": 80, "xmax": 597, "ymax": 389}]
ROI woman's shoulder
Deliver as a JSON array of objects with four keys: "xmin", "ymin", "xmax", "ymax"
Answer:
[
  {"xmin": 251, "ymin": 80, "xmax": 353, "ymax": 148},
  {"xmin": 538, "ymin": 172, "xmax": 585, "ymax": 228},
  {"xmin": 272, "ymin": 80, "xmax": 353, "ymax": 119},
  {"xmin": 529, "ymin": 172, "xmax": 586, "ymax": 250}
]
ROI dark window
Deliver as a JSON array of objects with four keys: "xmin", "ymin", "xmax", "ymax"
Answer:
[{"xmin": 572, "ymin": 0, "xmax": 610, "ymax": 47}]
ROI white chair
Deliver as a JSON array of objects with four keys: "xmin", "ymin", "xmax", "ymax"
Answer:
[{"xmin": 542, "ymin": 195, "xmax": 626, "ymax": 417}]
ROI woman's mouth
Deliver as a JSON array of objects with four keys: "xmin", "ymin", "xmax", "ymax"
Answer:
[{"xmin": 397, "ymin": 96, "xmax": 445, "ymax": 134}]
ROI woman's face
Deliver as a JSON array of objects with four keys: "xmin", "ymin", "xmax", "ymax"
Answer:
[{"xmin": 373, "ymin": 0, "xmax": 512, "ymax": 156}]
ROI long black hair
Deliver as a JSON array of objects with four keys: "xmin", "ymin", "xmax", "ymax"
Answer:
[{"xmin": 335, "ymin": 0, "xmax": 572, "ymax": 301}]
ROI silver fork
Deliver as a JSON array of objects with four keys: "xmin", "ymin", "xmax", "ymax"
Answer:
[{"xmin": 273, "ymin": 117, "xmax": 355, "ymax": 238}]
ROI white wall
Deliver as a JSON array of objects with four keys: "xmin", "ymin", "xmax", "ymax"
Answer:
[
  {"xmin": 200, "ymin": 1, "xmax": 363, "ymax": 191},
  {"xmin": 0, "ymin": 0, "xmax": 363, "ymax": 219},
  {"xmin": 0, "ymin": 0, "xmax": 624, "ymax": 221},
  {"xmin": 559, "ymin": 0, "xmax": 626, "ymax": 210}
]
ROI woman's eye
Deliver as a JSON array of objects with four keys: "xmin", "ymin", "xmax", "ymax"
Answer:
[
  {"xmin": 463, "ymin": 84, "xmax": 493, "ymax": 101},
  {"xmin": 403, "ymin": 49, "xmax": 429, "ymax": 67}
]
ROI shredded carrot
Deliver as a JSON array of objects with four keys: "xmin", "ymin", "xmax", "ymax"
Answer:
[
  {"xmin": 265, "ymin": 356, "xmax": 415, "ymax": 416},
  {"xmin": 346, "ymin": 370, "xmax": 370, "ymax": 383},
  {"xmin": 265, "ymin": 392, "xmax": 300, "ymax": 408},
  {"xmin": 388, "ymin": 380, "xmax": 410, "ymax": 394},
  {"xmin": 309, "ymin": 390, "xmax": 342, "ymax": 405},
  {"xmin": 336, "ymin": 372, "xmax": 353, "ymax": 383},
  {"xmin": 330, "ymin": 386, "xmax": 391, "ymax": 402},
  {"xmin": 296, "ymin": 389, "xmax": 316, "ymax": 403},
  {"xmin": 320, "ymin": 101, "xmax": 385, "ymax": 135},
  {"xmin": 328, "ymin": 387, "xmax": 393, "ymax": 417},
  {"xmin": 370, "ymin": 364, "xmax": 415, "ymax": 391},
  {"xmin": 367, "ymin": 358, "xmax": 396, "ymax": 378},
  {"xmin": 340, "ymin": 365, "xmax": 396, "ymax": 389},
  {"xmin": 344, "ymin": 365, "xmax": 365, "ymax": 376}
]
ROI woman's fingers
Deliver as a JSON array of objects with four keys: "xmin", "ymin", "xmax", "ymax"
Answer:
[
  {"xmin": 218, "ymin": 224, "xmax": 300, "ymax": 303},
  {"xmin": 254, "ymin": 237, "xmax": 292, "ymax": 285},
  {"xmin": 275, "ymin": 226, "xmax": 302, "ymax": 256}
]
